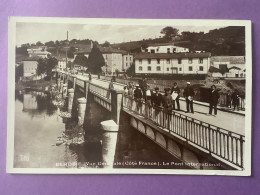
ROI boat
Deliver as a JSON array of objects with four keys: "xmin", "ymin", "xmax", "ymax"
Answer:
[
  {"xmin": 100, "ymin": 120, "xmax": 119, "ymax": 132},
  {"xmin": 56, "ymin": 137, "xmax": 64, "ymax": 146}
]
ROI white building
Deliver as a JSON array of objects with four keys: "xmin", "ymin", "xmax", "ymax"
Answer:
[
  {"xmin": 210, "ymin": 56, "xmax": 246, "ymax": 78},
  {"xmin": 134, "ymin": 52, "xmax": 211, "ymax": 75},
  {"xmin": 27, "ymin": 46, "xmax": 51, "ymax": 58},
  {"xmin": 145, "ymin": 43, "xmax": 189, "ymax": 54},
  {"xmin": 23, "ymin": 56, "xmax": 40, "ymax": 77},
  {"xmin": 122, "ymin": 52, "xmax": 134, "ymax": 71}
]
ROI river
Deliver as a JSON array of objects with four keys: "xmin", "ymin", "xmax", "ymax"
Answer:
[{"xmin": 14, "ymin": 90, "xmax": 184, "ymax": 169}]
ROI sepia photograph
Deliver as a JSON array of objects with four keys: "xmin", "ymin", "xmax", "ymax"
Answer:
[{"xmin": 7, "ymin": 17, "xmax": 252, "ymax": 175}]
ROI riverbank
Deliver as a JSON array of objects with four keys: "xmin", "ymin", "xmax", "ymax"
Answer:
[{"xmin": 16, "ymin": 79, "xmax": 56, "ymax": 91}]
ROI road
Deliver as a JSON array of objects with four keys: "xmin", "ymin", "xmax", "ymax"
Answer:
[{"xmin": 75, "ymin": 74, "xmax": 245, "ymax": 136}]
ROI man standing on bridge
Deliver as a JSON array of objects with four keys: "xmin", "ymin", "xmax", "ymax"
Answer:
[
  {"xmin": 152, "ymin": 87, "xmax": 163, "ymax": 123},
  {"xmin": 183, "ymin": 82, "xmax": 194, "ymax": 113},
  {"xmin": 171, "ymin": 82, "xmax": 180, "ymax": 111},
  {"xmin": 208, "ymin": 85, "xmax": 220, "ymax": 116},
  {"xmin": 134, "ymin": 84, "xmax": 143, "ymax": 114}
]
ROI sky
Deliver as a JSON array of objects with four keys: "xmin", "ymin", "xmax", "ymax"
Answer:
[{"xmin": 16, "ymin": 22, "xmax": 226, "ymax": 47}]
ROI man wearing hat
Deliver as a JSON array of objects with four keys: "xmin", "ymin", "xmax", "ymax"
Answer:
[
  {"xmin": 183, "ymin": 82, "xmax": 195, "ymax": 113},
  {"xmin": 134, "ymin": 84, "xmax": 143, "ymax": 113},
  {"xmin": 151, "ymin": 87, "xmax": 163, "ymax": 121},
  {"xmin": 171, "ymin": 82, "xmax": 181, "ymax": 111}
]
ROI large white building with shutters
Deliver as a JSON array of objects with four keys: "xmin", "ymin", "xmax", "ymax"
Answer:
[{"xmin": 134, "ymin": 52, "xmax": 211, "ymax": 75}]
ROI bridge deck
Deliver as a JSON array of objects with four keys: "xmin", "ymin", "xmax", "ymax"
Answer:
[{"xmin": 67, "ymin": 73, "xmax": 245, "ymax": 136}]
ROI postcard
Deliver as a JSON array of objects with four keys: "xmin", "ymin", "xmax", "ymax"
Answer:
[{"xmin": 7, "ymin": 17, "xmax": 252, "ymax": 175}]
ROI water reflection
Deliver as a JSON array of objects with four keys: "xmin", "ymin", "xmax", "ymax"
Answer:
[{"xmin": 14, "ymin": 90, "xmax": 182, "ymax": 169}]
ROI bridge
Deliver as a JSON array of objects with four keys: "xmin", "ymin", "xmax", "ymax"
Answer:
[{"xmin": 55, "ymin": 70, "xmax": 245, "ymax": 170}]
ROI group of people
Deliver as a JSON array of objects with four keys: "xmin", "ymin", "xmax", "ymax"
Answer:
[
  {"xmin": 123, "ymin": 82, "xmax": 183, "ymax": 114},
  {"xmin": 122, "ymin": 81, "xmax": 235, "ymax": 117}
]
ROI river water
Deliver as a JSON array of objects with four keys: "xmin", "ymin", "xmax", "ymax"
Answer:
[{"xmin": 14, "ymin": 91, "xmax": 183, "ymax": 169}]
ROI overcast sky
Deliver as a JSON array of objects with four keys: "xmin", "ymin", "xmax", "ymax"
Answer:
[{"xmin": 16, "ymin": 22, "xmax": 226, "ymax": 46}]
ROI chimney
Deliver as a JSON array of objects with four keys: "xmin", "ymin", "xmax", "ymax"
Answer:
[{"xmin": 90, "ymin": 41, "xmax": 93, "ymax": 49}]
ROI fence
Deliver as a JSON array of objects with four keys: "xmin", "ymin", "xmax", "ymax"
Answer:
[{"xmin": 122, "ymin": 95, "xmax": 245, "ymax": 169}]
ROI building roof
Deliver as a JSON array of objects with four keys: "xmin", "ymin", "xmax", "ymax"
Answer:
[
  {"xmin": 74, "ymin": 45, "xmax": 128, "ymax": 55},
  {"xmin": 134, "ymin": 52, "xmax": 211, "ymax": 59},
  {"xmin": 229, "ymin": 66, "xmax": 242, "ymax": 70},
  {"xmin": 211, "ymin": 56, "xmax": 245, "ymax": 65},
  {"xmin": 23, "ymin": 56, "xmax": 41, "ymax": 61},
  {"xmin": 147, "ymin": 42, "xmax": 176, "ymax": 47}
]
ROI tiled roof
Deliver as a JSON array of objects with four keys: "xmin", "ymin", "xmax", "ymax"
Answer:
[
  {"xmin": 23, "ymin": 56, "xmax": 41, "ymax": 61},
  {"xmin": 211, "ymin": 56, "xmax": 245, "ymax": 65},
  {"xmin": 147, "ymin": 42, "xmax": 176, "ymax": 47},
  {"xmin": 74, "ymin": 46, "xmax": 128, "ymax": 55},
  {"xmin": 134, "ymin": 52, "xmax": 211, "ymax": 59}
]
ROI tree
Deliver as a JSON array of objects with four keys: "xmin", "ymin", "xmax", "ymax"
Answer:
[
  {"xmin": 37, "ymin": 56, "xmax": 58, "ymax": 79},
  {"xmin": 126, "ymin": 62, "xmax": 135, "ymax": 77},
  {"xmin": 160, "ymin": 26, "xmax": 179, "ymax": 40},
  {"xmin": 15, "ymin": 64, "xmax": 23, "ymax": 82},
  {"xmin": 36, "ymin": 41, "xmax": 44, "ymax": 46},
  {"xmin": 102, "ymin": 41, "xmax": 110, "ymax": 47},
  {"xmin": 87, "ymin": 45, "xmax": 105, "ymax": 74},
  {"xmin": 67, "ymin": 46, "xmax": 76, "ymax": 58},
  {"xmin": 74, "ymin": 54, "xmax": 88, "ymax": 67}
]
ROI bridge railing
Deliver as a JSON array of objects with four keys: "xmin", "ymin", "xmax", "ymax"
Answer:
[
  {"xmin": 122, "ymin": 95, "xmax": 245, "ymax": 169},
  {"xmin": 99, "ymin": 75, "xmax": 245, "ymax": 111},
  {"xmin": 89, "ymin": 83, "xmax": 111, "ymax": 101}
]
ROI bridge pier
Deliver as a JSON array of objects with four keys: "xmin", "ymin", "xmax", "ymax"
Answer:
[
  {"xmin": 110, "ymin": 89, "xmax": 123, "ymax": 125},
  {"xmin": 57, "ymin": 78, "xmax": 61, "ymax": 90},
  {"xmin": 62, "ymin": 83, "xmax": 68, "ymax": 98},
  {"xmin": 59, "ymin": 81, "xmax": 64, "ymax": 94},
  {"xmin": 67, "ymin": 88, "xmax": 74, "ymax": 113},
  {"xmin": 77, "ymin": 97, "xmax": 87, "ymax": 126}
]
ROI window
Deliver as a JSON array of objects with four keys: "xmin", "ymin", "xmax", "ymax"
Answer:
[
  {"xmin": 157, "ymin": 59, "xmax": 160, "ymax": 64},
  {"xmin": 178, "ymin": 58, "xmax": 182, "ymax": 64},
  {"xmin": 189, "ymin": 66, "xmax": 193, "ymax": 71},
  {"xmin": 147, "ymin": 66, "xmax": 151, "ymax": 71},
  {"xmin": 179, "ymin": 67, "xmax": 182, "ymax": 71},
  {"xmin": 139, "ymin": 59, "xmax": 142, "ymax": 64},
  {"xmin": 148, "ymin": 59, "xmax": 151, "ymax": 64},
  {"xmin": 151, "ymin": 49, "xmax": 155, "ymax": 53},
  {"xmin": 199, "ymin": 66, "xmax": 203, "ymax": 71},
  {"xmin": 167, "ymin": 48, "xmax": 170, "ymax": 53},
  {"xmin": 126, "ymin": 63, "xmax": 128, "ymax": 67},
  {"xmin": 166, "ymin": 59, "xmax": 170, "ymax": 64},
  {"xmin": 167, "ymin": 68, "xmax": 169, "ymax": 71},
  {"xmin": 157, "ymin": 66, "xmax": 161, "ymax": 71},
  {"xmin": 126, "ymin": 57, "xmax": 128, "ymax": 60},
  {"xmin": 188, "ymin": 58, "xmax": 192, "ymax": 64},
  {"xmin": 199, "ymin": 58, "xmax": 203, "ymax": 64},
  {"xmin": 130, "ymin": 57, "xmax": 132, "ymax": 61},
  {"xmin": 139, "ymin": 66, "xmax": 142, "ymax": 71}
]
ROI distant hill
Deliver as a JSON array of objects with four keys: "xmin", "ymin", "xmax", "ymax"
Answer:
[{"xmin": 111, "ymin": 26, "xmax": 245, "ymax": 56}]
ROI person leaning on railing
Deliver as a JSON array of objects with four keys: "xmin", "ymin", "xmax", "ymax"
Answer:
[
  {"xmin": 171, "ymin": 82, "xmax": 180, "ymax": 111},
  {"xmin": 134, "ymin": 84, "xmax": 143, "ymax": 113},
  {"xmin": 151, "ymin": 87, "xmax": 163, "ymax": 120},
  {"xmin": 183, "ymin": 82, "xmax": 194, "ymax": 113}
]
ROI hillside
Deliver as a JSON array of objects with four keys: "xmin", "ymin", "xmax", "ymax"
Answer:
[{"xmin": 111, "ymin": 26, "xmax": 245, "ymax": 56}]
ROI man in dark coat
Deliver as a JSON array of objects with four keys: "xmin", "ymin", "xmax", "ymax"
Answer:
[
  {"xmin": 232, "ymin": 89, "xmax": 240, "ymax": 111},
  {"xmin": 208, "ymin": 85, "xmax": 220, "ymax": 116},
  {"xmin": 151, "ymin": 87, "xmax": 162, "ymax": 108},
  {"xmin": 151, "ymin": 87, "xmax": 163, "ymax": 122},
  {"xmin": 171, "ymin": 82, "xmax": 181, "ymax": 110},
  {"xmin": 183, "ymin": 82, "xmax": 195, "ymax": 113},
  {"xmin": 134, "ymin": 84, "xmax": 143, "ymax": 113}
]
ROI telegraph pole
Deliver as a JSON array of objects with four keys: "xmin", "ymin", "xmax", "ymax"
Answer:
[{"xmin": 66, "ymin": 31, "xmax": 68, "ymax": 72}]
